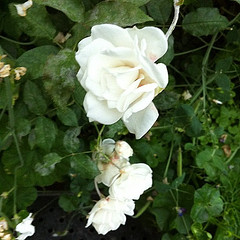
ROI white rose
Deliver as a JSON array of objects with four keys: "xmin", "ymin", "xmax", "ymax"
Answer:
[
  {"xmin": 75, "ymin": 24, "xmax": 168, "ymax": 139},
  {"xmin": 115, "ymin": 141, "xmax": 133, "ymax": 159},
  {"xmin": 109, "ymin": 163, "xmax": 152, "ymax": 200},
  {"xmin": 86, "ymin": 196, "xmax": 135, "ymax": 235},
  {"xmin": 15, "ymin": 213, "xmax": 35, "ymax": 240}
]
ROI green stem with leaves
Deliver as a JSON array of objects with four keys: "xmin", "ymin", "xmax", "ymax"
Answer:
[
  {"xmin": 5, "ymin": 76, "xmax": 24, "ymax": 220},
  {"xmin": 201, "ymin": 33, "xmax": 218, "ymax": 112}
]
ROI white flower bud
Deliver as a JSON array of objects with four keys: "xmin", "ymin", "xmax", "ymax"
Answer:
[{"xmin": 115, "ymin": 141, "xmax": 133, "ymax": 159}]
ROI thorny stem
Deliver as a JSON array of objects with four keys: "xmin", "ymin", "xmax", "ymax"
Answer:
[{"xmin": 165, "ymin": 0, "xmax": 181, "ymax": 39}]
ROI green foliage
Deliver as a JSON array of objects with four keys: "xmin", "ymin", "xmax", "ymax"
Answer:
[
  {"xmin": 0, "ymin": 0, "xmax": 240, "ymax": 238},
  {"xmin": 190, "ymin": 184, "xmax": 224, "ymax": 223},
  {"xmin": 44, "ymin": 49, "xmax": 79, "ymax": 107},
  {"xmin": 9, "ymin": 3, "xmax": 56, "ymax": 40},
  {"xmin": 85, "ymin": 2, "xmax": 153, "ymax": 26},
  {"xmin": 34, "ymin": 0, "xmax": 85, "ymax": 22},
  {"xmin": 182, "ymin": 8, "xmax": 229, "ymax": 36}
]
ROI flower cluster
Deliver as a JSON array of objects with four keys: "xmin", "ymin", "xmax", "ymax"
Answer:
[
  {"xmin": 75, "ymin": 24, "xmax": 168, "ymax": 139},
  {"xmin": 86, "ymin": 139, "xmax": 152, "ymax": 235}
]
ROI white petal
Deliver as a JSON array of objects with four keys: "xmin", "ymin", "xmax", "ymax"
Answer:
[
  {"xmin": 91, "ymin": 24, "xmax": 133, "ymax": 48},
  {"xmin": 127, "ymin": 26, "xmax": 168, "ymax": 61},
  {"xmin": 138, "ymin": 52, "xmax": 169, "ymax": 89},
  {"xmin": 75, "ymin": 38, "xmax": 114, "ymax": 70},
  {"xmin": 124, "ymin": 102, "xmax": 158, "ymax": 139},
  {"xmin": 84, "ymin": 92, "xmax": 122, "ymax": 125}
]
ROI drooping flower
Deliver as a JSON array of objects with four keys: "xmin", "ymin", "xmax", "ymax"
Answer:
[
  {"xmin": 15, "ymin": 213, "xmax": 35, "ymax": 240},
  {"xmin": 14, "ymin": 0, "xmax": 33, "ymax": 17},
  {"xmin": 109, "ymin": 163, "xmax": 152, "ymax": 200},
  {"xmin": 86, "ymin": 196, "xmax": 135, "ymax": 235},
  {"xmin": 75, "ymin": 24, "xmax": 168, "ymax": 139}
]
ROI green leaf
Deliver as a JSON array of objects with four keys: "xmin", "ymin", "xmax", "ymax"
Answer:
[
  {"xmin": 160, "ymin": 35, "xmax": 174, "ymax": 65},
  {"xmin": 0, "ymin": 165, "xmax": 14, "ymax": 193},
  {"xmin": 23, "ymin": 81, "xmax": 47, "ymax": 115},
  {"xmin": 182, "ymin": 8, "xmax": 229, "ymax": 36},
  {"xmin": 73, "ymin": 80, "xmax": 86, "ymax": 107},
  {"xmin": 35, "ymin": 153, "xmax": 62, "ymax": 176},
  {"xmin": 34, "ymin": 116, "xmax": 57, "ymax": 151},
  {"xmin": 0, "ymin": 82, "xmax": 7, "ymax": 109},
  {"xmin": 70, "ymin": 154, "xmax": 99, "ymax": 179},
  {"xmin": 85, "ymin": 2, "xmax": 152, "ymax": 27},
  {"xmin": 17, "ymin": 186, "xmax": 37, "ymax": 209},
  {"xmin": 146, "ymin": 0, "xmax": 172, "ymax": 24},
  {"xmin": 154, "ymin": 90, "xmax": 180, "ymax": 111},
  {"xmin": 57, "ymin": 107, "xmax": 78, "ymax": 127},
  {"xmin": 63, "ymin": 127, "xmax": 81, "ymax": 153},
  {"xmin": 34, "ymin": 0, "xmax": 84, "ymax": 22},
  {"xmin": 112, "ymin": 0, "xmax": 150, "ymax": 6},
  {"xmin": 44, "ymin": 49, "xmax": 79, "ymax": 107},
  {"xmin": 16, "ymin": 45, "xmax": 59, "ymax": 79},
  {"xmin": 190, "ymin": 184, "xmax": 224, "ymax": 223},
  {"xmin": 151, "ymin": 208, "xmax": 171, "ymax": 231},
  {"xmin": 174, "ymin": 104, "xmax": 203, "ymax": 137},
  {"xmin": 196, "ymin": 148, "xmax": 227, "ymax": 180},
  {"xmin": 9, "ymin": 3, "xmax": 56, "ymax": 39},
  {"xmin": 171, "ymin": 214, "xmax": 192, "ymax": 234},
  {"xmin": 191, "ymin": 223, "xmax": 213, "ymax": 240},
  {"xmin": 16, "ymin": 118, "xmax": 31, "ymax": 138},
  {"xmin": 58, "ymin": 194, "xmax": 80, "ymax": 212}
]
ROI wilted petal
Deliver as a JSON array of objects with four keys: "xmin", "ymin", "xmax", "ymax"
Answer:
[
  {"xmin": 124, "ymin": 102, "xmax": 158, "ymax": 139},
  {"xmin": 84, "ymin": 92, "xmax": 122, "ymax": 124}
]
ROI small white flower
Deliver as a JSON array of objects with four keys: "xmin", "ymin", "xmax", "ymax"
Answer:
[
  {"xmin": 0, "ymin": 62, "xmax": 11, "ymax": 78},
  {"xmin": 75, "ymin": 24, "xmax": 168, "ymax": 139},
  {"xmin": 115, "ymin": 141, "xmax": 133, "ymax": 159},
  {"xmin": 14, "ymin": 0, "xmax": 33, "ymax": 17},
  {"xmin": 86, "ymin": 196, "xmax": 135, "ymax": 235},
  {"xmin": 212, "ymin": 99, "xmax": 223, "ymax": 105},
  {"xmin": 15, "ymin": 213, "xmax": 35, "ymax": 240},
  {"xmin": 182, "ymin": 90, "xmax": 192, "ymax": 100},
  {"xmin": 109, "ymin": 163, "xmax": 152, "ymax": 200}
]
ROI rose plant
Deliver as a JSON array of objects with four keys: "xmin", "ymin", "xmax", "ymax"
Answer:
[{"xmin": 0, "ymin": 0, "xmax": 239, "ymax": 239}]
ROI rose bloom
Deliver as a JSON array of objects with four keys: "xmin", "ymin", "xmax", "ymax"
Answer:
[
  {"xmin": 86, "ymin": 196, "xmax": 135, "ymax": 235},
  {"xmin": 109, "ymin": 163, "xmax": 152, "ymax": 200},
  {"xmin": 75, "ymin": 24, "xmax": 168, "ymax": 139},
  {"xmin": 15, "ymin": 213, "xmax": 35, "ymax": 240}
]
